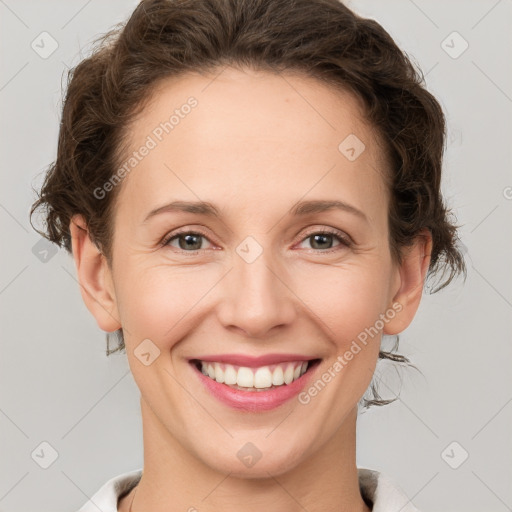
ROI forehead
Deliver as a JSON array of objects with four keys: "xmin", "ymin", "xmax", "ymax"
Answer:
[{"xmin": 115, "ymin": 67, "xmax": 389, "ymax": 225}]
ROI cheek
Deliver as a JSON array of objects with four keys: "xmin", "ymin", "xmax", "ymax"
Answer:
[
  {"xmin": 293, "ymin": 262, "xmax": 393, "ymax": 346},
  {"xmin": 114, "ymin": 265, "xmax": 216, "ymax": 345},
  {"xmin": 114, "ymin": 250, "xmax": 393, "ymax": 355}
]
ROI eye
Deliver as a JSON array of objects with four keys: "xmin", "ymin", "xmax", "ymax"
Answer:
[
  {"xmin": 161, "ymin": 227, "xmax": 352, "ymax": 254},
  {"xmin": 296, "ymin": 228, "xmax": 351, "ymax": 252},
  {"xmin": 162, "ymin": 229, "xmax": 214, "ymax": 252}
]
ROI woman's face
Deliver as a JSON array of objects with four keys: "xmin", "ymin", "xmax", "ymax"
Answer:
[{"xmin": 75, "ymin": 67, "xmax": 428, "ymax": 477}]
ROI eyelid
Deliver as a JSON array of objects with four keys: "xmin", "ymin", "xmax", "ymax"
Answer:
[
  {"xmin": 160, "ymin": 225, "xmax": 353, "ymax": 252},
  {"xmin": 160, "ymin": 227, "xmax": 215, "ymax": 249},
  {"xmin": 293, "ymin": 226, "xmax": 353, "ymax": 250}
]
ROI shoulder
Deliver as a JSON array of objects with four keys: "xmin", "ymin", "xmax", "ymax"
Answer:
[
  {"xmin": 75, "ymin": 466, "xmax": 419, "ymax": 512},
  {"xmin": 75, "ymin": 468, "xmax": 142, "ymax": 512},
  {"xmin": 358, "ymin": 467, "xmax": 421, "ymax": 512}
]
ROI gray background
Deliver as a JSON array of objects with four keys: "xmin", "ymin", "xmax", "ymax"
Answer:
[{"xmin": 1, "ymin": 1, "xmax": 511, "ymax": 511}]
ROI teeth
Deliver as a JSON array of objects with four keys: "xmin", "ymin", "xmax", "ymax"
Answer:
[
  {"xmin": 284, "ymin": 364, "xmax": 295, "ymax": 384},
  {"xmin": 214, "ymin": 364, "xmax": 225, "ymax": 384},
  {"xmin": 237, "ymin": 367, "xmax": 254, "ymax": 388},
  {"xmin": 254, "ymin": 367, "xmax": 273, "ymax": 388},
  {"xmin": 199, "ymin": 360, "xmax": 311, "ymax": 389},
  {"xmin": 272, "ymin": 365, "xmax": 284, "ymax": 385},
  {"xmin": 224, "ymin": 365, "xmax": 237, "ymax": 385}
]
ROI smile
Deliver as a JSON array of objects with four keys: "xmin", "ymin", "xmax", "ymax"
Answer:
[
  {"xmin": 190, "ymin": 358, "xmax": 322, "ymax": 411},
  {"xmin": 194, "ymin": 359, "xmax": 311, "ymax": 390}
]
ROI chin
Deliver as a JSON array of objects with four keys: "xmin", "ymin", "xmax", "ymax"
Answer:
[{"xmin": 200, "ymin": 442, "xmax": 308, "ymax": 479}]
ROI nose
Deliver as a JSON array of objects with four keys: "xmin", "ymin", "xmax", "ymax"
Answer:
[{"xmin": 216, "ymin": 245, "xmax": 297, "ymax": 339}]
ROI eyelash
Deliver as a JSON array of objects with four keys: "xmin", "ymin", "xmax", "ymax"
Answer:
[{"xmin": 160, "ymin": 227, "xmax": 352, "ymax": 254}]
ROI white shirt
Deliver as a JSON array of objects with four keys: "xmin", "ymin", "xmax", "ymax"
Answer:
[{"xmin": 76, "ymin": 467, "xmax": 420, "ymax": 512}]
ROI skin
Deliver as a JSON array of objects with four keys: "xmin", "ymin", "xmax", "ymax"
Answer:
[{"xmin": 70, "ymin": 67, "xmax": 431, "ymax": 512}]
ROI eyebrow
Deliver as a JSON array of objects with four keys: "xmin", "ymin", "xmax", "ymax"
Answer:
[{"xmin": 143, "ymin": 199, "xmax": 369, "ymax": 223}]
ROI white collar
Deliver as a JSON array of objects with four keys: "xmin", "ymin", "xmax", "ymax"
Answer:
[{"xmin": 76, "ymin": 467, "xmax": 420, "ymax": 512}]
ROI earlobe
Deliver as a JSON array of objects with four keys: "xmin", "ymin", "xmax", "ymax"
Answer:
[
  {"xmin": 69, "ymin": 215, "xmax": 121, "ymax": 333},
  {"xmin": 383, "ymin": 229, "xmax": 433, "ymax": 335}
]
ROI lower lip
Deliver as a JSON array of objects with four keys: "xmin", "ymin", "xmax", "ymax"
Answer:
[{"xmin": 190, "ymin": 360, "xmax": 321, "ymax": 412}]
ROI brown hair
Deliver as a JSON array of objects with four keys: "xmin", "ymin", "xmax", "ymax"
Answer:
[{"xmin": 30, "ymin": 0, "xmax": 466, "ymax": 408}]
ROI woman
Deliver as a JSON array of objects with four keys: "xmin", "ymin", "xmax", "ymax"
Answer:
[{"xmin": 30, "ymin": 0, "xmax": 465, "ymax": 510}]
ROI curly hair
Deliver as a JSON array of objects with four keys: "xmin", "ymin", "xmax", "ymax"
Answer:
[{"xmin": 29, "ymin": 0, "xmax": 467, "ymax": 408}]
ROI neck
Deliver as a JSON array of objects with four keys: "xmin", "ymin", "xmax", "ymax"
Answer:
[{"xmin": 122, "ymin": 399, "xmax": 371, "ymax": 512}]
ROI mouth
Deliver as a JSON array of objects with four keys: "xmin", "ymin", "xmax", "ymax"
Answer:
[
  {"xmin": 190, "ymin": 358, "xmax": 322, "ymax": 392},
  {"xmin": 188, "ymin": 356, "xmax": 322, "ymax": 411}
]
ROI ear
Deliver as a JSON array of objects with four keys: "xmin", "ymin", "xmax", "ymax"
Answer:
[
  {"xmin": 69, "ymin": 214, "xmax": 121, "ymax": 333},
  {"xmin": 383, "ymin": 228, "xmax": 432, "ymax": 335}
]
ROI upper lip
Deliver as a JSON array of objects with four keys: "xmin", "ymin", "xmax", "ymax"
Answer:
[{"xmin": 189, "ymin": 353, "xmax": 320, "ymax": 368}]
